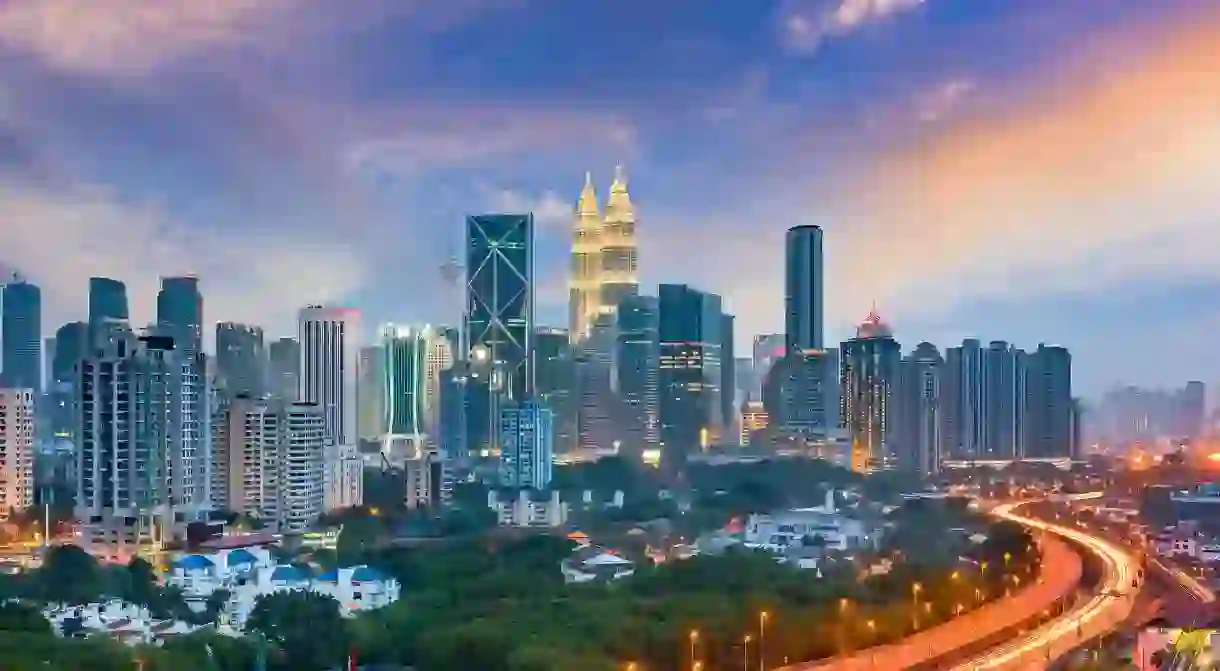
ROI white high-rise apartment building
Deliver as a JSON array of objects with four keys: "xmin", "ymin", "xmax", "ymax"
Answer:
[
  {"xmin": 0, "ymin": 388, "xmax": 34, "ymax": 519},
  {"xmin": 298, "ymin": 306, "xmax": 362, "ymax": 510},
  {"xmin": 75, "ymin": 334, "xmax": 208, "ymax": 561},
  {"xmin": 423, "ymin": 332, "xmax": 453, "ymax": 438},
  {"xmin": 212, "ymin": 397, "xmax": 323, "ymax": 532}
]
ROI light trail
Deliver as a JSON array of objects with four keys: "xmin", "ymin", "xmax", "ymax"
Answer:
[{"xmin": 950, "ymin": 502, "xmax": 1139, "ymax": 670}]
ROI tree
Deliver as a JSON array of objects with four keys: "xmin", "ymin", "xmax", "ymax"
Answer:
[
  {"xmin": 39, "ymin": 544, "xmax": 103, "ymax": 604},
  {"xmin": 126, "ymin": 557, "xmax": 158, "ymax": 606},
  {"xmin": 336, "ymin": 514, "xmax": 382, "ymax": 565},
  {"xmin": 0, "ymin": 600, "xmax": 53, "ymax": 635},
  {"xmin": 246, "ymin": 591, "xmax": 349, "ymax": 671}
]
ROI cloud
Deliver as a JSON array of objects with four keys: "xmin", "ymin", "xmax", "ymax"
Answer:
[
  {"xmin": 0, "ymin": 181, "xmax": 365, "ymax": 341},
  {"xmin": 913, "ymin": 77, "xmax": 975, "ymax": 122},
  {"xmin": 0, "ymin": 0, "xmax": 300, "ymax": 75},
  {"xmin": 779, "ymin": 0, "xmax": 926, "ymax": 54},
  {"xmin": 486, "ymin": 189, "xmax": 571, "ymax": 228},
  {"xmin": 651, "ymin": 9, "xmax": 1220, "ymax": 348},
  {"xmin": 344, "ymin": 106, "xmax": 637, "ymax": 179}
]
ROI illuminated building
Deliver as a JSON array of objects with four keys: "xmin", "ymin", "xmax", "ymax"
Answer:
[
  {"xmin": 1, "ymin": 276, "xmax": 41, "ymax": 393},
  {"xmin": 500, "ymin": 401, "xmax": 554, "ymax": 490},
  {"xmin": 534, "ymin": 327, "xmax": 577, "ymax": 452},
  {"xmin": 940, "ymin": 339, "xmax": 984, "ymax": 461},
  {"xmin": 567, "ymin": 167, "xmax": 639, "ymax": 344},
  {"xmin": 1022, "ymin": 344, "xmax": 1073, "ymax": 459},
  {"xmin": 50, "ymin": 321, "xmax": 86, "ymax": 438},
  {"xmin": 379, "ymin": 324, "xmax": 433, "ymax": 453},
  {"xmin": 658, "ymin": 284, "xmax": 723, "ymax": 476},
  {"xmin": 298, "ymin": 306, "xmax": 362, "ymax": 510},
  {"xmin": 423, "ymin": 335, "xmax": 453, "ymax": 436},
  {"xmin": 895, "ymin": 342, "xmax": 943, "ymax": 475},
  {"xmin": 739, "ymin": 401, "xmax": 768, "ymax": 446},
  {"xmin": 752, "ymin": 333, "xmax": 785, "ymax": 399},
  {"xmin": 466, "ymin": 213, "xmax": 535, "ymax": 420},
  {"xmin": 762, "ymin": 348, "xmax": 837, "ymax": 436},
  {"xmin": 616, "ymin": 295, "xmax": 659, "ymax": 453},
  {"xmin": 785, "ymin": 225, "xmax": 824, "ymax": 352},
  {"xmin": 840, "ymin": 310, "xmax": 900, "ymax": 472},
  {"xmin": 0, "ymin": 388, "xmax": 34, "ymax": 519},
  {"xmin": 983, "ymin": 341, "xmax": 1022, "ymax": 460}
]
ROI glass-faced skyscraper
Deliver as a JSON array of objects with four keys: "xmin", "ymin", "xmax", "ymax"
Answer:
[
  {"xmin": 785, "ymin": 225, "xmax": 824, "ymax": 352},
  {"xmin": 840, "ymin": 310, "xmax": 900, "ymax": 473},
  {"xmin": 88, "ymin": 277, "xmax": 130, "ymax": 348},
  {"xmin": 658, "ymin": 284, "xmax": 723, "ymax": 476},
  {"xmin": 465, "ymin": 213, "xmax": 535, "ymax": 403},
  {"xmin": 381, "ymin": 324, "xmax": 428, "ymax": 446},
  {"xmin": 157, "ymin": 276, "xmax": 203, "ymax": 356},
  {"xmin": 1, "ymin": 276, "xmax": 42, "ymax": 393},
  {"xmin": 215, "ymin": 322, "xmax": 266, "ymax": 398},
  {"xmin": 616, "ymin": 295, "xmax": 659, "ymax": 453}
]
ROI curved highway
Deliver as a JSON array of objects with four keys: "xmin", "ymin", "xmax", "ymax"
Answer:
[{"xmin": 950, "ymin": 502, "xmax": 1140, "ymax": 670}]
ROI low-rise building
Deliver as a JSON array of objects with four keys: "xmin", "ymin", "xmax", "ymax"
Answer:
[
  {"xmin": 487, "ymin": 489, "xmax": 569, "ymax": 527},
  {"xmin": 742, "ymin": 490, "xmax": 873, "ymax": 553},
  {"xmin": 560, "ymin": 546, "xmax": 635, "ymax": 584}
]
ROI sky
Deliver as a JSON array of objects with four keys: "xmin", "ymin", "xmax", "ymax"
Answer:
[{"xmin": 1, "ymin": 0, "xmax": 1218, "ymax": 398}]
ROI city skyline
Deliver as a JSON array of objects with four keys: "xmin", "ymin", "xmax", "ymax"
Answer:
[{"xmin": 1, "ymin": 1, "xmax": 1217, "ymax": 394}]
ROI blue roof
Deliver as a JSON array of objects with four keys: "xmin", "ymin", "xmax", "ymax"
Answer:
[
  {"xmin": 227, "ymin": 549, "xmax": 256, "ymax": 565},
  {"xmin": 350, "ymin": 566, "xmax": 387, "ymax": 583},
  {"xmin": 315, "ymin": 568, "xmax": 339, "ymax": 583},
  {"xmin": 270, "ymin": 565, "xmax": 307, "ymax": 582},
  {"xmin": 175, "ymin": 555, "xmax": 215, "ymax": 570}
]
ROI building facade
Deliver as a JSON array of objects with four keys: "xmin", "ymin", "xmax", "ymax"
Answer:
[
  {"xmin": 297, "ymin": 306, "xmax": 361, "ymax": 510},
  {"xmin": 840, "ymin": 311, "xmax": 900, "ymax": 472},
  {"xmin": 215, "ymin": 323, "xmax": 266, "ymax": 399},
  {"xmin": 267, "ymin": 337, "xmax": 300, "ymax": 402},
  {"xmin": 785, "ymin": 225, "xmax": 825, "ymax": 352},
  {"xmin": 466, "ymin": 213, "xmax": 535, "ymax": 405},
  {"xmin": 0, "ymin": 388, "xmax": 34, "ymax": 518},
  {"xmin": 1, "ymin": 277, "xmax": 41, "ymax": 393},
  {"xmin": 156, "ymin": 276, "xmax": 203, "ymax": 357},
  {"xmin": 895, "ymin": 342, "xmax": 943, "ymax": 475},
  {"xmin": 500, "ymin": 401, "xmax": 554, "ymax": 490},
  {"xmin": 1023, "ymin": 344, "xmax": 1073, "ymax": 459},
  {"xmin": 75, "ymin": 334, "xmax": 208, "ymax": 561},
  {"xmin": 87, "ymin": 277, "xmax": 130, "ymax": 348},
  {"xmin": 658, "ymin": 284, "xmax": 723, "ymax": 475},
  {"xmin": 616, "ymin": 295, "xmax": 659, "ymax": 453}
]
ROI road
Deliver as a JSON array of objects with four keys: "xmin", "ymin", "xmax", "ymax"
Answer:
[
  {"xmin": 948, "ymin": 502, "xmax": 1140, "ymax": 670},
  {"xmin": 782, "ymin": 519, "xmax": 1084, "ymax": 671}
]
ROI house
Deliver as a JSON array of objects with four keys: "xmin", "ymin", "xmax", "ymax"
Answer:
[
  {"xmin": 487, "ymin": 489, "xmax": 569, "ymax": 527},
  {"xmin": 560, "ymin": 547, "xmax": 635, "ymax": 584}
]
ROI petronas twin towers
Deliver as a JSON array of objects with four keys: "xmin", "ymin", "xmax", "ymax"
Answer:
[{"xmin": 568, "ymin": 166, "xmax": 639, "ymax": 343}]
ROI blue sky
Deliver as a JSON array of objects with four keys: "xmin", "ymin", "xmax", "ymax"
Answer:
[{"xmin": 1, "ymin": 0, "xmax": 1218, "ymax": 398}]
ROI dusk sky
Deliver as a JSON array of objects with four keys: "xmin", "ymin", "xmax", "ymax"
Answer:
[{"xmin": 1, "ymin": 0, "xmax": 1218, "ymax": 398}]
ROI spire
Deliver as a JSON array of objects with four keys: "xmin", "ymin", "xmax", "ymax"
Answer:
[
  {"xmin": 605, "ymin": 164, "xmax": 633, "ymax": 220},
  {"xmin": 576, "ymin": 170, "xmax": 600, "ymax": 217}
]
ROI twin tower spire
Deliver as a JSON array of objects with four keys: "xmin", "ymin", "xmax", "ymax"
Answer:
[{"xmin": 568, "ymin": 166, "xmax": 639, "ymax": 343}]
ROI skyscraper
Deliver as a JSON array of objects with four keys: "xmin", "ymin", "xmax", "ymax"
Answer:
[
  {"xmin": 895, "ymin": 342, "xmax": 943, "ymax": 475},
  {"xmin": 466, "ymin": 214, "xmax": 535, "ymax": 444},
  {"xmin": 840, "ymin": 310, "xmax": 900, "ymax": 472},
  {"xmin": 940, "ymin": 339, "xmax": 985, "ymax": 461},
  {"xmin": 1022, "ymin": 344, "xmax": 1073, "ymax": 459},
  {"xmin": 215, "ymin": 322, "xmax": 266, "ymax": 399},
  {"xmin": 88, "ymin": 277, "xmax": 129, "ymax": 347},
  {"xmin": 752, "ymin": 333, "xmax": 786, "ymax": 399},
  {"xmin": 268, "ymin": 337, "xmax": 300, "ymax": 402},
  {"xmin": 380, "ymin": 324, "xmax": 430, "ymax": 452},
  {"xmin": 499, "ymin": 400, "xmax": 554, "ymax": 490},
  {"xmin": 357, "ymin": 345, "xmax": 385, "ymax": 443},
  {"xmin": 0, "ymin": 388, "xmax": 34, "ymax": 519},
  {"xmin": 1, "ymin": 276, "xmax": 41, "ymax": 393},
  {"xmin": 983, "ymin": 341, "xmax": 1022, "ymax": 460},
  {"xmin": 569, "ymin": 173, "xmax": 603, "ymax": 343},
  {"xmin": 761, "ymin": 349, "xmax": 836, "ymax": 436},
  {"xmin": 50, "ymin": 321, "xmax": 86, "ymax": 438},
  {"xmin": 616, "ymin": 295, "xmax": 659, "ymax": 453},
  {"xmin": 785, "ymin": 225, "xmax": 824, "ymax": 352},
  {"xmin": 534, "ymin": 327, "xmax": 577, "ymax": 453},
  {"xmin": 658, "ymin": 284, "xmax": 723, "ymax": 475},
  {"xmin": 423, "ymin": 333, "xmax": 453, "ymax": 437},
  {"xmin": 720, "ymin": 312, "xmax": 736, "ymax": 435},
  {"xmin": 75, "ymin": 334, "xmax": 208, "ymax": 561},
  {"xmin": 600, "ymin": 166, "xmax": 639, "ymax": 318},
  {"xmin": 298, "ymin": 306, "xmax": 361, "ymax": 510},
  {"xmin": 156, "ymin": 276, "xmax": 203, "ymax": 356}
]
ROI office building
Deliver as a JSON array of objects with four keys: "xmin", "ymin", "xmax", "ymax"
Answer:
[
  {"xmin": 599, "ymin": 166, "xmax": 639, "ymax": 320},
  {"xmin": 423, "ymin": 333, "xmax": 453, "ymax": 437},
  {"xmin": 1177, "ymin": 381, "xmax": 1207, "ymax": 439},
  {"xmin": 720, "ymin": 313, "xmax": 736, "ymax": 436},
  {"xmin": 156, "ymin": 276, "xmax": 203, "ymax": 357},
  {"xmin": 569, "ymin": 173, "xmax": 603, "ymax": 343},
  {"xmin": 752, "ymin": 334, "xmax": 786, "ymax": 399},
  {"xmin": 298, "ymin": 306, "xmax": 361, "ymax": 510},
  {"xmin": 840, "ymin": 310, "xmax": 900, "ymax": 472},
  {"xmin": 215, "ymin": 323, "xmax": 266, "ymax": 399},
  {"xmin": 49, "ymin": 321, "xmax": 86, "ymax": 438},
  {"xmin": 75, "ymin": 334, "xmax": 208, "ymax": 561},
  {"xmin": 658, "ymin": 284, "xmax": 723, "ymax": 475},
  {"xmin": 739, "ymin": 400, "xmax": 768, "ymax": 447},
  {"xmin": 895, "ymin": 342, "xmax": 943, "ymax": 475},
  {"xmin": 534, "ymin": 327, "xmax": 577, "ymax": 453},
  {"xmin": 0, "ymin": 388, "xmax": 34, "ymax": 519},
  {"xmin": 212, "ymin": 397, "xmax": 325, "ymax": 533},
  {"xmin": 762, "ymin": 348, "xmax": 837, "ymax": 436},
  {"xmin": 267, "ymin": 337, "xmax": 300, "ymax": 402},
  {"xmin": 1023, "ymin": 344, "xmax": 1073, "ymax": 459},
  {"xmin": 87, "ymin": 277, "xmax": 129, "ymax": 347},
  {"xmin": 357, "ymin": 345, "xmax": 385, "ymax": 443},
  {"xmin": 500, "ymin": 401, "xmax": 554, "ymax": 490},
  {"xmin": 785, "ymin": 225, "xmax": 824, "ymax": 352},
  {"xmin": 616, "ymin": 296, "xmax": 659, "ymax": 453},
  {"xmin": 380, "ymin": 324, "xmax": 431, "ymax": 454},
  {"xmin": 1, "ymin": 276, "xmax": 41, "ymax": 393}
]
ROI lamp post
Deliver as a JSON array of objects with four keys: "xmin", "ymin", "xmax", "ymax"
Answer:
[
  {"xmin": 758, "ymin": 611, "xmax": 770, "ymax": 671},
  {"xmin": 689, "ymin": 629, "xmax": 699, "ymax": 671},
  {"xmin": 742, "ymin": 634, "xmax": 752, "ymax": 671}
]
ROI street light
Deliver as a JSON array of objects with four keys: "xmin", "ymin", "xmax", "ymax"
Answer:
[
  {"xmin": 758, "ymin": 611, "xmax": 770, "ymax": 671},
  {"xmin": 689, "ymin": 630, "xmax": 699, "ymax": 670},
  {"xmin": 742, "ymin": 634, "xmax": 752, "ymax": 671}
]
